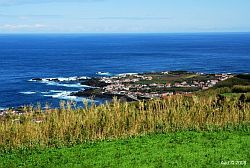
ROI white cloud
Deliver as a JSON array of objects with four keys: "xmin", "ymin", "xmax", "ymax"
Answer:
[
  {"xmin": 0, "ymin": 24, "xmax": 47, "ymax": 29},
  {"xmin": 80, "ymin": 17, "xmax": 170, "ymax": 21},
  {"xmin": 0, "ymin": 14, "xmax": 62, "ymax": 20},
  {"xmin": 0, "ymin": 0, "xmax": 103, "ymax": 6}
]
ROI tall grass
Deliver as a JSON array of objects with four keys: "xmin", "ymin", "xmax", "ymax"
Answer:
[{"xmin": 0, "ymin": 95, "xmax": 249, "ymax": 151}]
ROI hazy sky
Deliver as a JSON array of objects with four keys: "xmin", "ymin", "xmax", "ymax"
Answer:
[{"xmin": 0, "ymin": 0, "xmax": 249, "ymax": 33}]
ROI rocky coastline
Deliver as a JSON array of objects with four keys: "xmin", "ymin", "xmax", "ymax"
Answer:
[{"xmin": 0, "ymin": 71, "xmax": 237, "ymax": 116}]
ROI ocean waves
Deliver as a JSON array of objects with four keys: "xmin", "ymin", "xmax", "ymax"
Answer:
[
  {"xmin": 43, "ymin": 91, "xmax": 79, "ymax": 101},
  {"xmin": 45, "ymin": 82, "xmax": 84, "ymax": 88},
  {"xmin": 96, "ymin": 72, "xmax": 113, "ymax": 76},
  {"xmin": 24, "ymin": 75, "xmax": 96, "ymax": 102},
  {"xmin": 29, "ymin": 76, "xmax": 90, "ymax": 82},
  {"xmin": 19, "ymin": 90, "xmax": 94, "ymax": 102},
  {"xmin": 19, "ymin": 91, "xmax": 36, "ymax": 95},
  {"xmin": 29, "ymin": 76, "xmax": 92, "ymax": 88},
  {"xmin": 43, "ymin": 90, "xmax": 95, "ymax": 102}
]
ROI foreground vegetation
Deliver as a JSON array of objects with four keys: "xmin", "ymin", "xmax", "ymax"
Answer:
[
  {"xmin": 0, "ymin": 74, "xmax": 249, "ymax": 167},
  {"xmin": 0, "ymin": 130, "xmax": 249, "ymax": 168},
  {"xmin": 0, "ymin": 94, "xmax": 249, "ymax": 151}
]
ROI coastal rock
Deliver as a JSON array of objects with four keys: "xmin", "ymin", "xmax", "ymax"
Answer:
[
  {"xmin": 71, "ymin": 88, "xmax": 136, "ymax": 102},
  {"xmin": 81, "ymin": 78, "xmax": 108, "ymax": 87},
  {"xmin": 71, "ymin": 88, "xmax": 102, "ymax": 97},
  {"xmin": 31, "ymin": 78, "xmax": 43, "ymax": 81}
]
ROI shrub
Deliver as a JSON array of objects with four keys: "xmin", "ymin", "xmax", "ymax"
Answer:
[{"xmin": 232, "ymin": 85, "xmax": 250, "ymax": 93}]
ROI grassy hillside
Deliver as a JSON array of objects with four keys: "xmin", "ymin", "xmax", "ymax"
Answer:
[
  {"xmin": 0, "ymin": 131, "xmax": 248, "ymax": 168},
  {"xmin": 214, "ymin": 74, "xmax": 250, "ymax": 88},
  {"xmin": 197, "ymin": 74, "xmax": 250, "ymax": 100}
]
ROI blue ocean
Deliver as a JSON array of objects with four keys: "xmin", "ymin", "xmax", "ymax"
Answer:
[{"xmin": 0, "ymin": 33, "xmax": 250, "ymax": 108}]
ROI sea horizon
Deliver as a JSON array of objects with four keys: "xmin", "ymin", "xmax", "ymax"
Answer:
[{"xmin": 0, "ymin": 31, "xmax": 250, "ymax": 35}]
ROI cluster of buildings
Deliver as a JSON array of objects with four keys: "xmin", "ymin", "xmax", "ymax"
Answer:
[
  {"xmin": 173, "ymin": 73, "xmax": 233, "ymax": 90},
  {"xmin": 0, "ymin": 108, "xmax": 25, "ymax": 116},
  {"xmin": 100, "ymin": 74, "xmax": 152, "ymax": 84},
  {"xmin": 98, "ymin": 72, "xmax": 233, "ymax": 100}
]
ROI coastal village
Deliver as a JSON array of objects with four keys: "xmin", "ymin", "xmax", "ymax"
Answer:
[
  {"xmin": 100, "ymin": 72, "xmax": 232, "ymax": 99},
  {"xmin": 0, "ymin": 71, "xmax": 233, "ymax": 116},
  {"xmin": 73, "ymin": 71, "xmax": 234, "ymax": 101}
]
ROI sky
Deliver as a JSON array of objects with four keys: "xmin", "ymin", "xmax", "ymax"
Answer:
[{"xmin": 0, "ymin": 0, "xmax": 250, "ymax": 33}]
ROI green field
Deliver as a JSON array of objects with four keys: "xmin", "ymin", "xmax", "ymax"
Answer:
[{"xmin": 0, "ymin": 130, "xmax": 249, "ymax": 168}]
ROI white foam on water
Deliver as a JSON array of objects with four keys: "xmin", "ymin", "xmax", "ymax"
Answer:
[
  {"xmin": 49, "ymin": 90, "xmax": 66, "ymax": 93},
  {"xmin": 29, "ymin": 76, "xmax": 89, "ymax": 82},
  {"xmin": 42, "ymin": 78, "xmax": 56, "ymax": 82},
  {"xmin": 41, "ymin": 90, "xmax": 80, "ymax": 94},
  {"xmin": 20, "ymin": 91, "xmax": 36, "ymax": 95},
  {"xmin": 45, "ymin": 82, "xmax": 84, "ymax": 88},
  {"xmin": 30, "ymin": 79, "xmax": 91, "ymax": 88},
  {"xmin": 97, "ymin": 72, "xmax": 112, "ymax": 76},
  {"xmin": 78, "ymin": 76, "xmax": 90, "ymax": 80},
  {"xmin": 57, "ymin": 77, "xmax": 77, "ymax": 82},
  {"xmin": 80, "ymin": 85, "xmax": 93, "ymax": 88},
  {"xmin": 57, "ymin": 76, "xmax": 90, "ymax": 81},
  {"xmin": 41, "ymin": 90, "xmax": 65, "ymax": 94},
  {"xmin": 40, "ymin": 91, "xmax": 50, "ymax": 94},
  {"xmin": 43, "ymin": 91, "xmax": 95, "ymax": 102}
]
